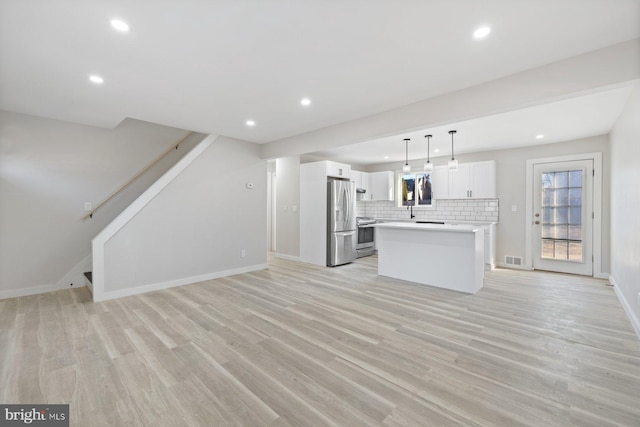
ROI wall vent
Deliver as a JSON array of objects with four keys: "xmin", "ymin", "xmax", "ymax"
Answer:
[{"xmin": 505, "ymin": 255, "xmax": 522, "ymax": 266}]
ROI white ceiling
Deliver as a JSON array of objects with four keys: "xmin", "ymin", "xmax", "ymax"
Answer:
[{"xmin": 1, "ymin": 0, "xmax": 639, "ymax": 155}]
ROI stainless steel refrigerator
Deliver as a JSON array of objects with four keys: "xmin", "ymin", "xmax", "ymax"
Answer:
[{"xmin": 327, "ymin": 179, "xmax": 357, "ymax": 266}]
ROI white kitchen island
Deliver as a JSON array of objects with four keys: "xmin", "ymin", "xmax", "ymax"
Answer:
[{"xmin": 374, "ymin": 222, "xmax": 485, "ymax": 294}]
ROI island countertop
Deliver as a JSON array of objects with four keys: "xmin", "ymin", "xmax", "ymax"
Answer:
[
  {"xmin": 374, "ymin": 221, "xmax": 485, "ymax": 293},
  {"xmin": 373, "ymin": 222, "xmax": 481, "ymax": 233},
  {"xmin": 374, "ymin": 218, "xmax": 497, "ymax": 226}
]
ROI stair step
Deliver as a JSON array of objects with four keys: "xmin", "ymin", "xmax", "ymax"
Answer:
[{"xmin": 84, "ymin": 271, "xmax": 92, "ymax": 283}]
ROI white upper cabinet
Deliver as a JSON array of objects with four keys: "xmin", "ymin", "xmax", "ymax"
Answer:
[
  {"xmin": 431, "ymin": 166, "xmax": 449, "ymax": 200},
  {"xmin": 448, "ymin": 164, "xmax": 472, "ymax": 198},
  {"xmin": 350, "ymin": 170, "xmax": 361, "ymax": 187},
  {"xmin": 447, "ymin": 160, "xmax": 496, "ymax": 199},
  {"xmin": 351, "ymin": 170, "xmax": 369, "ymax": 191},
  {"xmin": 470, "ymin": 160, "xmax": 496, "ymax": 198},
  {"xmin": 368, "ymin": 171, "xmax": 394, "ymax": 201},
  {"xmin": 325, "ymin": 161, "xmax": 351, "ymax": 179}
]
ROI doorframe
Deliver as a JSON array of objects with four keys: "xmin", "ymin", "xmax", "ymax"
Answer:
[
  {"xmin": 525, "ymin": 152, "xmax": 604, "ymax": 278},
  {"xmin": 267, "ymin": 170, "xmax": 277, "ymax": 252}
]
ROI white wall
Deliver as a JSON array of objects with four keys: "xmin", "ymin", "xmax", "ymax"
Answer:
[
  {"xmin": 275, "ymin": 156, "xmax": 300, "ymax": 259},
  {"xmin": 367, "ymin": 135, "xmax": 611, "ymax": 274},
  {"xmin": 101, "ymin": 136, "xmax": 267, "ymax": 296},
  {"xmin": 610, "ymin": 84, "xmax": 640, "ymax": 335},
  {"xmin": 0, "ymin": 111, "xmax": 197, "ymax": 298}
]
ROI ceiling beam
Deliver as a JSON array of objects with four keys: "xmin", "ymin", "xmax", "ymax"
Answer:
[{"xmin": 260, "ymin": 38, "xmax": 640, "ymax": 160}]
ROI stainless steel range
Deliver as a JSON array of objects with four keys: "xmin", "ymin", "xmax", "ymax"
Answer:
[{"xmin": 356, "ymin": 217, "xmax": 376, "ymax": 258}]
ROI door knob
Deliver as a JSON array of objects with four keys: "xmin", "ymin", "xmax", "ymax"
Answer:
[
  {"xmin": 534, "ymin": 221, "xmax": 540, "ymax": 224},
  {"xmin": 534, "ymin": 213, "xmax": 540, "ymax": 217}
]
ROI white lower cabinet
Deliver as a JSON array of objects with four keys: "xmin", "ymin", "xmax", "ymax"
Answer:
[
  {"xmin": 478, "ymin": 223, "xmax": 496, "ymax": 270},
  {"xmin": 445, "ymin": 221, "xmax": 496, "ymax": 270}
]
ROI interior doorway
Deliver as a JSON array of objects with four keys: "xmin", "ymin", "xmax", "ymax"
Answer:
[{"xmin": 267, "ymin": 161, "xmax": 276, "ymax": 252}]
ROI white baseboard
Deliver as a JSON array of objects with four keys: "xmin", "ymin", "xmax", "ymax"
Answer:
[
  {"xmin": 594, "ymin": 272, "xmax": 609, "ymax": 280},
  {"xmin": 274, "ymin": 253, "xmax": 301, "ymax": 262},
  {"xmin": 0, "ymin": 255, "xmax": 91, "ymax": 300},
  {"xmin": 610, "ymin": 274, "xmax": 640, "ymax": 339},
  {"xmin": 0, "ymin": 283, "xmax": 60, "ymax": 300},
  {"xmin": 94, "ymin": 263, "xmax": 268, "ymax": 302}
]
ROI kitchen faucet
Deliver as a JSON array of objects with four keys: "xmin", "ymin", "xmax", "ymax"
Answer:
[{"xmin": 408, "ymin": 204, "xmax": 415, "ymax": 219}]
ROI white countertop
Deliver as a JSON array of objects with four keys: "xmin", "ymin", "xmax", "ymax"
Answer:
[
  {"xmin": 373, "ymin": 222, "xmax": 481, "ymax": 233},
  {"xmin": 374, "ymin": 217, "xmax": 497, "ymax": 225}
]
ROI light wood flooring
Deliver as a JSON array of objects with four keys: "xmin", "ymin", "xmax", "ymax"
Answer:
[{"xmin": 1, "ymin": 255, "xmax": 639, "ymax": 426}]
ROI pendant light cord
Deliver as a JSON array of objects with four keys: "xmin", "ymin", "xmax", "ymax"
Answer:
[{"xmin": 404, "ymin": 138, "xmax": 410, "ymax": 165}]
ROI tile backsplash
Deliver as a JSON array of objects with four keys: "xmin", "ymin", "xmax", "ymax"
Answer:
[{"xmin": 356, "ymin": 199, "xmax": 499, "ymax": 223}]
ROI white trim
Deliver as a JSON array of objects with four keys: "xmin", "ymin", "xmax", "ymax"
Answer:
[
  {"xmin": 0, "ymin": 254, "xmax": 92, "ymax": 300},
  {"xmin": 94, "ymin": 264, "xmax": 268, "ymax": 302},
  {"xmin": 91, "ymin": 134, "xmax": 216, "ymax": 302},
  {"xmin": 0, "ymin": 284, "xmax": 60, "ymax": 300},
  {"xmin": 610, "ymin": 274, "xmax": 640, "ymax": 339},
  {"xmin": 525, "ymin": 152, "xmax": 603, "ymax": 277},
  {"xmin": 274, "ymin": 253, "xmax": 301, "ymax": 262}
]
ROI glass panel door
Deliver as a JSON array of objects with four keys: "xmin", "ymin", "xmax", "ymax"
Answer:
[{"xmin": 533, "ymin": 160, "xmax": 592, "ymax": 276}]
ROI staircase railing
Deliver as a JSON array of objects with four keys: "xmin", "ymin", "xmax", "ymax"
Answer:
[{"xmin": 82, "ymin": 131, "xmax": 194, "ymax": 220}]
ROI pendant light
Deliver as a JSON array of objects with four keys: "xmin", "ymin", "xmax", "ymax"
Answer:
[
  {"xmin": 402, "ymin": 138, "xmax": 411, "ymax": 173},
  {"xmin": 448, "ymin": 130, "xmax": 458, "ymax": 170},
  {"xmin": 423, "ymin": 134, "xmax": 433, "ymax": 172}
]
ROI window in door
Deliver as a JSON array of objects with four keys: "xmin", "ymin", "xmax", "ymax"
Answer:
[{"xmin": 540, "ymin": 169, "xmax": 583, "ymax": 261}]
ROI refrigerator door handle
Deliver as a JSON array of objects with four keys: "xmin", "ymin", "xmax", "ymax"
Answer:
[{"xmin": 345, "ymin": 185, "xmax": 350, "ymax": 224}]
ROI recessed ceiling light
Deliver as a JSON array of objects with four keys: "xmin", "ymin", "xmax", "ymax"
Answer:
[
  {"xmin": 473, "ymin": 26, "xmax": 491, "ymax": 39},
  {"xmin": 246, "ymin": 120, "xmax": 256, "ymax": 127},
  {"xmin": 536, "ymin": 134, "xmax": 545, "ymax": 139},
  {"xmin": 301, "ymin": 98, "xmax": 311, "ymax": 106},
  {"xmin": 434, "ymin": 149, "xmax": 440, "ymax": 153},
  {"xmin": 384, "ymin": 156, "xmax": 389, "ymax": 159},
  {"xmin": 89, "ymin": 75, "xmax": 104, "ymax": 84},
  {"xmin": 110, "ymin": 19, "xmax": 130, "ymax": 32}
]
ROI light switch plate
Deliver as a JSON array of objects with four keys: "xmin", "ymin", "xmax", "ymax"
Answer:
[{"xmin": 84, "ymin": 202, "xmax": 92, "ymax": 211}]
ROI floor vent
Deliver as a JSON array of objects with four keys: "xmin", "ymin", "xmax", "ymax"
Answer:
[{"xmin": 505, "ymin": 256, "xmax": 523, "ymax": 266}]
